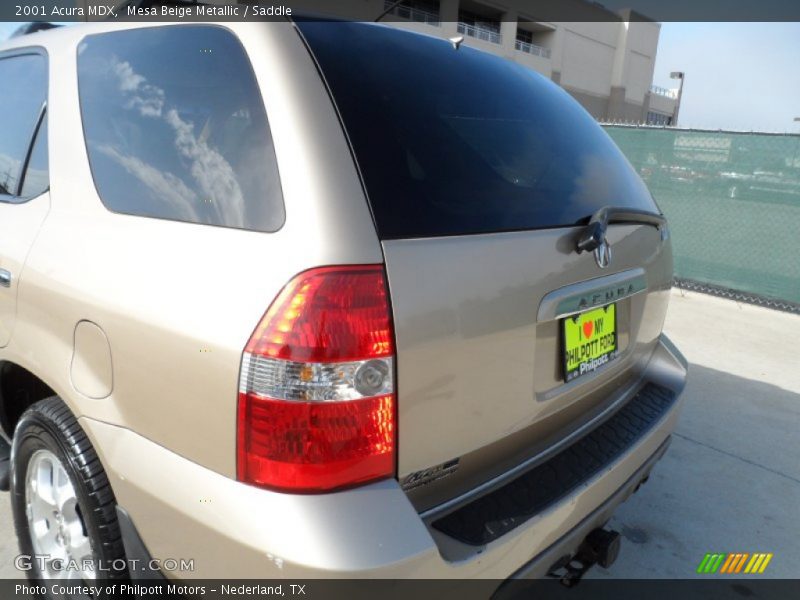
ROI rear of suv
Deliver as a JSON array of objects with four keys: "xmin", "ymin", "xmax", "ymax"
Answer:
[{"xmin": 0, "ymin": 19, "xmax": 687, "ymax": 587}]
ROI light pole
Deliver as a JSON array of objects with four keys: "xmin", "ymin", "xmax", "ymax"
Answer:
[{"xmin": 670, "ymin": 71, "xmax": 685, "ymax": 126}]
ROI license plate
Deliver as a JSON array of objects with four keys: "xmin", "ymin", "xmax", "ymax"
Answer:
[{"xmin": 562, "ymin": 304, "xmax": 618, "ymax": 382}]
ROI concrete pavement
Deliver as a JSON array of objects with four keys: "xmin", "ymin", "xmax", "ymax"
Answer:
[
  {"xmin": 592, "ymin": 289, "xmax": 800, "ymax": 578},
  {"xmin": 0, "ymin": 289, "xmax": 797, "ymax": 579},
  {"xmin": 0, "ymin": 492, "xmax": 16, "ymax": 578}
]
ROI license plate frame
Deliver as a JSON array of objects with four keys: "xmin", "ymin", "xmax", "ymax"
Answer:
[{"xmin": 562, "ymin": 303, "xmax": 619, "ymax": 382}]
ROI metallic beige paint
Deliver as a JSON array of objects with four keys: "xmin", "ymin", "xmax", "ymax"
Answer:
[
  {"xmin": 0, "ymin": 21, "xmax": 687, "ymax": 580},
  {"xmin": 70, "ymin": 320, "xmax": 114, "ymax": 399},
  {"xmin": 383, "ymin": 224, "xmax": 674, "ymax": 511},
  {"xmin": 0, "ymin": 193, "xmax": 50, "ymax": 347},
  {"xmin": 1, "ymin": 22, "xmax": 380, "ymax": 478},
  {"xmin": 78, "ymin": 336, "xmax": 684, "ymax": 578}
]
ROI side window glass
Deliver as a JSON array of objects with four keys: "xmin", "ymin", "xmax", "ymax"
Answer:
[
  {"xmin": 77, "ymin": 26, "xmax": 285, "ymax": 232},
  {"xmin": 20, "ymin": 112, "xmax": 49, "ymax": 198},
  {"xmin": 0, "ymin": 53, "xmax": 47, "ymax": 199}
]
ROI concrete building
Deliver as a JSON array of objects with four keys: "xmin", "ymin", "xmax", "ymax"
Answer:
[{"xmin": 294, "ymin": 0, "xmax": 680, "ymax": 125}]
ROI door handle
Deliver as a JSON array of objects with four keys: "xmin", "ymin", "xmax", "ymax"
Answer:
[{"xmin": 0, "ymin": 269, "xmax": 11, "ymax": 288}]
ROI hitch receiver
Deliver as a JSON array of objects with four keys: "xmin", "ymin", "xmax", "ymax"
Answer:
[{"xmin": 547, "ymin": 527, "xmax": 622, "ymax": 586}]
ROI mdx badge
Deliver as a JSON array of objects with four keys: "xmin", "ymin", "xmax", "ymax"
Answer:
[{"xmin": 400, "ymin": 459, "xmax": 460, "ymax": 491}]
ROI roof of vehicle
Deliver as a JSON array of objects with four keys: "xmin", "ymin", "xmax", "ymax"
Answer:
[
  {"xmin": 1, "ymin": 21, "xmax": 108, "ymax": 53},
  {"xmin": 7, "ymin": 22, "xmax": 62, "ymax": 38},
  {"xmin": 0, "ymin": 20, "xmax": 253, "ymax": 53}
]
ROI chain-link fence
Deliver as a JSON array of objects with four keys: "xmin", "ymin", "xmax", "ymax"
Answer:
[{"xmin": 603, "ymin": 125, "xmax": 800, "ymax": 310}]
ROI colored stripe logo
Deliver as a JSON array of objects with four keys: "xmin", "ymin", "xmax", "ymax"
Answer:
[{"xmin": 697, "ymin": 553, "xmax": 773, "ymax": 574}]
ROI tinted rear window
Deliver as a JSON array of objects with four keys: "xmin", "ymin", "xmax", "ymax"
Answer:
[
  {"xmin": 297, "ymin": 21, "xmax": 658, "ymax": 239},
  {"xmin": 78, "ymin": 25, "xmax": 284, "ymax": 232}
]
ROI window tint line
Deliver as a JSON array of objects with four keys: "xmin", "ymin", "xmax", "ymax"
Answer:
[
  {"xmin": 291, "ymin": 22, "xmax": 382, "ymax": 242},
  {"xmin": 19, "ymin": 109, "xmax": 49, "ymax": 200},
  {"xmin": 16, "ymin": 103, "xmax": 47, "ymax": 198}
]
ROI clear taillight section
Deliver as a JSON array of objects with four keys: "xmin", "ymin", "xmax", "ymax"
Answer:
[{"xmin": 237, "ymin": 266, "xmax": 396, "ymax": 493}]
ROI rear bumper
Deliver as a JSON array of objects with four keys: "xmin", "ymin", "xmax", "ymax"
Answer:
[
  {"xmin": 497, "ymin": 436, "xmax": 671, "ymax": 588},
  {"xmin": 80, "ymin": 334, "xmax": 687, "ymax": 579}
]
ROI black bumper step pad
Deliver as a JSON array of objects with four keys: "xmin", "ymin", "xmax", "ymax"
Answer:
[{"xmin": 432, "ymin": 382, "xmax": 677, "ymax": 545}]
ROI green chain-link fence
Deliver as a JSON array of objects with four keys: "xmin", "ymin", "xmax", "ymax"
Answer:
[{"xmin": 603, "ymin": 125, "xmax": 800, "ymax": 309}]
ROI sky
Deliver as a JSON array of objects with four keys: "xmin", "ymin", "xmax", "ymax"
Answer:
[
  {"xmin": 651, "ymin": 22, "xmax": 800, "ymax": 132},
  {"xmin": 1, "ymin": 20, "xmax": 799, "ymax": 132},
  {"xmin": 0, "ymin": 22, "xmax": 19, "ymax": 39}
]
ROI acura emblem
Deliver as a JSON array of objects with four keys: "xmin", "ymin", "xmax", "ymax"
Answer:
[{"xmin": 594, "ymin": 237, "xmax": 612, "ymax": 269}]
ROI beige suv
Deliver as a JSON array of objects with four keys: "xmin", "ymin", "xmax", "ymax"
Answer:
[{"xmin": 0, "ymin": 19, "xmax": 687, "ymax": 589}]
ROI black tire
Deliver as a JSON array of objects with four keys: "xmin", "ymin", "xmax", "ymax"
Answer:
[{"xmin": 10, "ymin": 396, "xmax": 128, "ymax": 588}]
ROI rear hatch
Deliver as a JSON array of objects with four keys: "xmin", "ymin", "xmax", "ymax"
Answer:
[{"xmin": 297, "ymin": 21, "xmax": 674, "ymax": 511}]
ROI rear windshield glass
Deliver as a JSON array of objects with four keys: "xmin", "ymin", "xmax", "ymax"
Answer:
[
  {"xmin": 78, "ymin": 25, "xmax": 284, "ymax": 232},
  {"xmin": 297, "ymin": 21, "xmax": 658, "ymax": 239}
]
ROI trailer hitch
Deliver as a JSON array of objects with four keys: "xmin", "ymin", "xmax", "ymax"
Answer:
[{"xmin": 547, "ymin": 528, "xmax": 622, "ymax": 587}]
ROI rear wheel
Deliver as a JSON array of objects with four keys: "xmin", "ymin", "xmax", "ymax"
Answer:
[{"xmin": 10, "ymin": 397, "xmax": 128, "ymax": 586}]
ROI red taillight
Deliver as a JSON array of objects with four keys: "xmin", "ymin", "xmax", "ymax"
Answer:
[{"xmin": 237, "ymin": 265, "xmax": 396, "ymax": 493}]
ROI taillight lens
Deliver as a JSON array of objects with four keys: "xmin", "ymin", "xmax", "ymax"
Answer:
[{"xmin": 237, "ymin": 265, "xmax": 396, "ymax": 493}]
